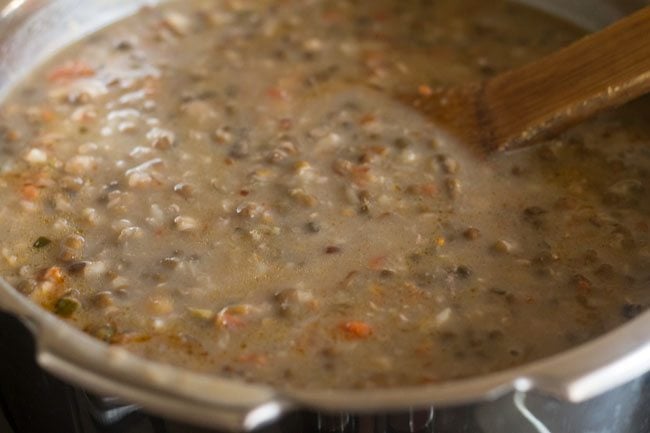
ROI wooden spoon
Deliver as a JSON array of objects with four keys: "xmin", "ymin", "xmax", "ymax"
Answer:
[{"xmin": 404, "ymin": 6, "xmax": 650, "ymax": 155}]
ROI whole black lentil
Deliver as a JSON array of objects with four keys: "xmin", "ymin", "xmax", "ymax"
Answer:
[
  {"xmin": 33, "ymin": 236, "xmax": 52, "ymax": 248},
  {"xmin": 455, "ymin": 265, "xmax": 472, "ymax": 279},
  {"xmin": 621, "ymin": 303, "xmax": 645, "ymax": 319}
]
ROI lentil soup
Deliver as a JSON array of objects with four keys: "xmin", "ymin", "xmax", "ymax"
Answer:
[{"xmin": 0, "ymin": 0, "xmax": 649, "ymax": 390}]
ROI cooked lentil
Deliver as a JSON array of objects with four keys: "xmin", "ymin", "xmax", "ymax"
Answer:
[{"xmin": 0, "ymin": 0, "xmax": 649, "ymax": 390}]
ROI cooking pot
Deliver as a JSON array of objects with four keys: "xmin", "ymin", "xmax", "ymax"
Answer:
[{"xmin": 0, "ymin": 1, "xmax": 649, "ymax": 431}]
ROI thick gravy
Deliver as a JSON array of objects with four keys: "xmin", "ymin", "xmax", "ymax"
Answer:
[{"xmin": 0, "ymin": 0, "xmax": 648, "ymax": 390}]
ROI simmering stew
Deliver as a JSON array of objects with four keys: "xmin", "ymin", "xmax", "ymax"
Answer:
[{"xmin": 0, "ymin": 0, "xmax": 648, "ymax": 389}]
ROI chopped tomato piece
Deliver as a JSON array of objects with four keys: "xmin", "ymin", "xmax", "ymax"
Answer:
[
  {"xmin": 419, "ymin": 183, "xmax": 438, "ymax": 197},
  {"xmin": 238, "ymin": 353, "xmax": 268, "ymax": 366},
  {"xmin": 47, "ymin": 61, "xmax": 95, "ymax": 82},
  {"xmin": 350, "ymin": 165, "xmax": 372, "ymax": 186},
  {"xmin": 359, "ymin": 113, "xmax": 376, "ymax": 125},
  {"xmin": 417, "ymin": 84, "xmax": 433, "ymax": 97},
  {"xmin": 368, "ymin": 255, "xmax": 386, "ymax": 270},
  {"xmin": 216, "ymin": 313, "xmax": 246, "ymax": 330},
  {"xmin": 38, "ymin": 266, "xmax": 64, "ymax": 284},
  {"xmin": 215, "ymin": 304, "xmax": 255, "ymax": 330},
  {"xmin": 340, "ymin": 320, "xmax": 373, "ymax": 339},
  {"xmin": 266, "ymin": 87, "xmax": 288, "ymax": 101},
  {"xmin": 112, "ymin": 332, "xmax": 152, "ymax": 344},
  {"xmin": 20, "ymin": 184, "xmax": 40, "ymax": 201}
]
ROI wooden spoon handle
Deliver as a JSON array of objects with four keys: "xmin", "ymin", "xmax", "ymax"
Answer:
[{"xmin": 486, "ymin": 6, "xmax": 650, "ymax": 152}]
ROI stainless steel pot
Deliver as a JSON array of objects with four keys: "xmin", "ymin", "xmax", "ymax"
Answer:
[{"xmin": 0, "ymin": 1, "xmax": 649, "ymax": 431}]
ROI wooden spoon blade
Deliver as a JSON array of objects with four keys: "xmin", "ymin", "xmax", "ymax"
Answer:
[
  {"xmin": 399, "ymin": 84, "xmax": 491, "ymax": 157},
  {"xmin": 402, "ymin": 6, "xmax": 650, "ymax": 155}
]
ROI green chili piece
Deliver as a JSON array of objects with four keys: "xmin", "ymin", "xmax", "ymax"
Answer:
[{"xmin": 55, "ymin": 297, "xmax": 80, "ymax": 317}]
